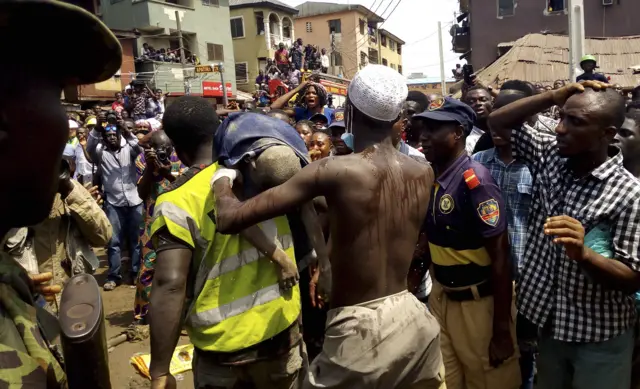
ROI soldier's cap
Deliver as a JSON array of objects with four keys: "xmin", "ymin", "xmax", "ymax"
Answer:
[
  {"xmin": 414, "ymin": 97, "xmax": 477, "ymax": 135},
  {"xmin": 0, "ymin": 0, "xmax": 122, "ymax": 85}
]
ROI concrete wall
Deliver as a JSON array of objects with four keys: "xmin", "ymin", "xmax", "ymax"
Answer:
[
  {"xmin": 380, "ymin": 36, "xmax": 402, "ymax": 73},
  {"xmin": 294, "ymin": 10, "xmax": 364, "ymax": 79},
  {"xmin": 468, "ymin": 0, "xmax": 640, "ymax": 69},
  {"xmin": 231, "ymin": 6, "xmax": 297, "ymax": 92},
  {"xmin": 408, "ymin": 82, "xmax": 454, "ymax": 97},
  {"xmin": 102, "ymin": 0, "xmax": 236, "ymax": 95}
]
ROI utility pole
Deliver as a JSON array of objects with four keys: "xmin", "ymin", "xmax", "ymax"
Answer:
[
  {"xmin": 568, "ymin": 0, "xmax": 585, "ymax": 82},
  {"xmin": 330, "ymin": 32, "xmax": 335, "ymax": 73},
  {"xmin": 175, "ymin": 10, "xmax": 189, "ymax": 95},
  {"xmin": 219, "ymin": 62, "xmax": 229, "ymax": 107},
  {"xmin": 437, "ymin": 21, "xmax": 446, "ymax": 96}
]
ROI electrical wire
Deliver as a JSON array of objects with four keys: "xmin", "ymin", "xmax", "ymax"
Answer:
[
  {"xmin": 353, "ymin": 0, "xmax": 403, "ymax": 61},
  {"xmin": 404, "ymin": 22, "xmax": 453, "ymax": 46}
]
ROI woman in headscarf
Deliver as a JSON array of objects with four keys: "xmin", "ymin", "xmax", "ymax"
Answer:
[{"xmin": 269, "ymin": 80, "xmax": 335, "ymax": 124}]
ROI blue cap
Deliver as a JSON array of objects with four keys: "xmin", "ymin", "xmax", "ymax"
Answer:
[
  {"xmin": 328, "ymin": 120, "xmax": 345, "ymax": 129},
  {"xmin": 414, "ymin": 97, "xmax": 477, "ymax": 135}
]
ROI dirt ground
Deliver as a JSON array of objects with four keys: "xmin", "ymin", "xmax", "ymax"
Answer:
[{"xmin": 95, "ymin": 256, "xmax": 194, "ymax": 389}]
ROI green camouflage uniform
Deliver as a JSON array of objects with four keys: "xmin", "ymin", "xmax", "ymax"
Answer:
[{"xmin": 0, "ymin": 252, "xmax": 67, "ymax": 388}]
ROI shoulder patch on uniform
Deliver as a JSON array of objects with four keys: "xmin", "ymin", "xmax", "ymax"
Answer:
[
  {"xmin": 439, "ymin": 194, "xmax": 454, "ymax": 214},
  {"xmin": 463, "ymin": 168, "xmax": 481, "ymax": 190},
  {"xmin": 477, "ymin": 199, "xmax": 500, "ymax": 227},
  {"xmin": 428, "ymin": 97, "xmax": 445, "ymax": 111}
]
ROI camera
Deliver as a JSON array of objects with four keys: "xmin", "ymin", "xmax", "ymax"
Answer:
[
  {"xmin": 462, "ymin": 64, "xmax": 475, "ymax": 85},
  {"xmin": 154, "ymin": 146, "xmax": 172, "ymax": 165}
]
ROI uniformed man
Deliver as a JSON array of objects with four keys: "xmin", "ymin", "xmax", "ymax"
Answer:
[
  {"xmin": 0, "ymin": 0, "xmax": 121, "ymax": 386},
  {"xmin": 415, "ymin": 97, "xmax": 521, "ymax": 389}
]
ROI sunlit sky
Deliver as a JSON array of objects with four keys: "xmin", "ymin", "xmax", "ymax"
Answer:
[{"xmin": 281, "ymin": 0, "xmax": 463, "ymax": 78}]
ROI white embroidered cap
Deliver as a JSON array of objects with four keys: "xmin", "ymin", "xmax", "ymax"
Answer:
[{"xmin": 347, "ymin": 64, "xmax": 408, "ymax": 122}]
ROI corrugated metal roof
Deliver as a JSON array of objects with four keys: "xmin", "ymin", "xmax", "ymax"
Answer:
[
  {"xmin": 229, "ymin": 0, "xmax": 298, "ymax": 13},
  {"xmin": 474, "ymin": 33, "xmax": 640, "ymax": 88},
  {"xmin": 295, "ymin": 1, "xmax": 384, "ymax": 22},
  {"xmin": 407, "ymin": 76, "xmax": 456, "ymax": 85}
]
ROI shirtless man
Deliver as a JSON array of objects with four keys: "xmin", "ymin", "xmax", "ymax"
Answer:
[{"xmin": 212, "ymin": 65, "xmax": 444, "ymax": 388}]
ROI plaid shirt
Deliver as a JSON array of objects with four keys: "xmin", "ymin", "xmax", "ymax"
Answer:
[
  {"xmin": 472, "ymin": 148, "xmax": 532, "ymax": 279},
  {"xmin": 513, "ymin": 123, "xmax": 640, "ymax": 343}
]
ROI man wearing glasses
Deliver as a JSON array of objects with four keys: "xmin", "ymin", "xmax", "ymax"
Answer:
[{"xmin": 87, "ymin": 121, "xmax": 144, "ymax": 291}]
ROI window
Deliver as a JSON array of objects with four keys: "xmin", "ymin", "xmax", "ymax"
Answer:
[
  {"xmin": 389, "ymin": 40, "xmax": 396, "ymax": 51},
  {"xmin": 547, "ymin": 0, "xmax": 566, "ymax": 12},
  {"xmin": 306, "ymin": 22, "xmax": 312, "ymax": 33},
  {"xmin": 230, "ymin": 17, "xmax": 244, "ymax": 38},
  {"xmin": 255, "ymin": 11, "xmax": 264, "ymax": 35},
  {"xmin": 333, "ymin": 52, "xmax": 343, "ymax": 66},
  {"xmin": 390, "ymin": 63, "xmax": 396, "ymax": 70},
  {"xmin": 498, "ymin": 0, "xmax": 515, "ymax": 17},
  {"xmin": 283, "ymin": 18, "xmax": 292, "ymax": 38},
  {"xmin": 235, "ymin": 62, "xmax": 248, "ymax": 84},
  {"xmin": 397, "ymin": 45, "xmax": 402, "ymax": 55},
  {"xmin": 381, "ymin": 35, "xmax": 387, "ymax": 47},
  {"xmin": 202, "ymin": 0, "xmax": 219, "ymax": 5},
  {"xmin": 207, "ymin": 43, "xmax": 224, "ymax": 61},
  {"xmin": 360, "ymin": 51, "xmax": 367, "ymax": 65},
  {"xmin": 359, "ymin": 19, "xmax": 365, "ymax": 35},
  {"xmin": 398, "ymin": 65, "xmax": 403, "ymax": 75},
  {"xmin": 382, "ymin": 58, "xmax": 388, "ymax": 66},
  {"xmin": 328, "ymin": 19, "xmax": 342, "ymax": 34}
]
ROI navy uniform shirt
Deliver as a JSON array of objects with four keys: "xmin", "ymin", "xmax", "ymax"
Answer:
[
  {"xmin": 425, "ymin": 153, "xmax": 508, "ymax": 288},
  {"xmin": 576, "ymin": 72, "xmax": 608, "ymax": 83}
]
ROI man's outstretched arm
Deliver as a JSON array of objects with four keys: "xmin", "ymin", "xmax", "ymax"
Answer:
[
  {"xmin": 149, "ymin": 233, "xmax": 192, "ymax": 385},
  {"xmin": 212, "ymin": 160, "xmax": 332, "ymax": 235}
]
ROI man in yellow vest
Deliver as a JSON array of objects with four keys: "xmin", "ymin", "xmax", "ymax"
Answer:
[{"xmin": 148, "ymin": 96, "xmax": 303, "ymax": 389}]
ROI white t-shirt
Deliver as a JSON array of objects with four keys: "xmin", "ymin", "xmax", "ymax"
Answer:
[{"xmin": 321, "ymin": 54, "xmax": 330, "ymax": 68}]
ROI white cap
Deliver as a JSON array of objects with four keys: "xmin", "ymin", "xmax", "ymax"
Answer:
[
  {"xmin": 68, "ymin": 119, "xmax": 79, "ymax": 129},
  {"xmin": 347, "ymin": 64, "xmax": 408, "ymax": 122}
]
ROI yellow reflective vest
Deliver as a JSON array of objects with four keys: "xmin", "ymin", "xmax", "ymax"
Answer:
[{"xmin": 150, "ymin": 163, "xmax": 300, "ymax": 352}]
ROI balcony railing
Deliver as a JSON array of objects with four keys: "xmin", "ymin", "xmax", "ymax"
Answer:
[{"xmin": 269, "ymin": 34, "xmax": 293, "ymax": 50}]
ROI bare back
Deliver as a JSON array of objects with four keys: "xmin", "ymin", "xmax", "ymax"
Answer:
[{"xmin": 321, "ymin": 145, "xmax": 434, "ymax": 307}]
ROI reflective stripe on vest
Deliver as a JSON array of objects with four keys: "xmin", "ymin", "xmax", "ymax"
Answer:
[
  {"xmin": 205, "ymin": 233, "xmax": 293, "ymax": 281},
  {"xmin": 190, "ymin": 283, "xmax": 284, "ymax": 328}
]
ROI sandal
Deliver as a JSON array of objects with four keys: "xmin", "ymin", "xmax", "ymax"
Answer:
[{"xmin": 103, "ymin": 280, "xmax": 117, "ymax": 291}]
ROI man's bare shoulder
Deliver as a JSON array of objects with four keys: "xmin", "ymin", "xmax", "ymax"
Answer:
[{"xmin": 396, "ymin": 151, "xmax": 435, "ymax": 183}]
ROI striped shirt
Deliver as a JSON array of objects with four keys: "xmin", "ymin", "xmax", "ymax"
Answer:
[
  {"xmin": 513, "ymin": 123, "xmax": 640, "ymax": 343},
  {"xmin": 473, "ymin": 148, "xmax": 532, "ymax": 279}
]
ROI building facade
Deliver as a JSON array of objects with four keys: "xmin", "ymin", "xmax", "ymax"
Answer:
[
  {"xmin": 101, "ymin": 0, "xmax": 236, "ymax": 97},
  {"xmin": 229, "ymin": 0, "xmax": 298, "ymax": 93},
  {"xmin": 379, "ymin": 29, "xmax": 404, "ymax": 75},
  {"xmin": 407, "ymin": 75, "xmax": 455, "ymax": 97},
  {"xmin": 294, "ymin": 1, "xmax": 403, "ymax": 79},
  {"xmin": 454, "ymin": 0, "xmax": 640, "ymax": 69}
]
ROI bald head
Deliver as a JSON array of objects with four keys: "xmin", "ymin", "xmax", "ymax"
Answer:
[
  {"xmin": 150, "ymin": 130, "xmax": 171, "ymax": 148},
  {"xmin": 566, "ymin": 88, "xmax": 625, "ymax": 129}
]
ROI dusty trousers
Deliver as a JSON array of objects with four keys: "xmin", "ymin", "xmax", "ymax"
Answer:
[{"xmin": 304, "ymin": 290, "xmax": 446, "ymax": 389}]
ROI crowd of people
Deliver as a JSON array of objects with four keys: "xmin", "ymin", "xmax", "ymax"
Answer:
[
  {"xmin": 4, "ymin": 2, "xmax": 640, "ymax": 389},
  {"xmin": 137, "ymin": 42, "xmax": 198, "ymax": 64},
  {"xmin": 252, "ymin": 38, "xmax": 332, "ymax": 103}
]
